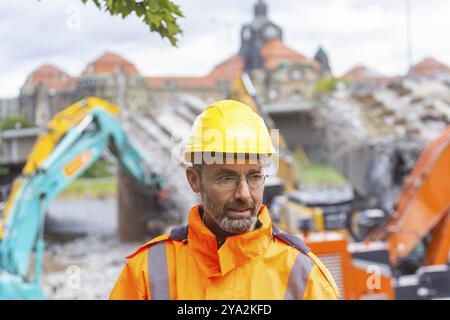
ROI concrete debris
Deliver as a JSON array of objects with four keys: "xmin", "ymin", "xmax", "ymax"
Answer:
[
  {"xmin": 122, "ymin": 96, "xmax": 204, "ymax": 224},
  {"xmin": 313, "ymin": 77, "xmax": 449, "ymax": 210},
  {"xmin": 386, "ymin": 81, "xmax": 412, "ymax": 97},
  {"xmin": 42, "ymin": 234, "xmax": 139, "ymax": 300},
  {"xmin": 332, "ymin": 139, "xmax": 424, "ymax": 212}
]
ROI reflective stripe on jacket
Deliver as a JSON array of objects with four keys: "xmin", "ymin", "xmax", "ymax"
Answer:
[{"xmin": 109, "ymin": 204, "xmax": 339, "ymax": 300}]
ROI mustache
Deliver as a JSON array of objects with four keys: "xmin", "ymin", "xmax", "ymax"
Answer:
[{"xmin": 225, "ymin": 201, "xmax": 256, "ymax": 211}]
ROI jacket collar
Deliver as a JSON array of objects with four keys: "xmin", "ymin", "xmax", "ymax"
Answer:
[{"xmin": 187, "ymin": 204, "xmax": 273, "ymax": 277}]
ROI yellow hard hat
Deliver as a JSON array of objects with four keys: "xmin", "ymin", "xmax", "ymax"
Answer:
[{"xmin": 183, "ymin": 100, "xmax": 276, "ymax": 164}]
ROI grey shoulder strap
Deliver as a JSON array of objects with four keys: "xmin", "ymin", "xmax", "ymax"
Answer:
[
  {"xmin": 272, "ymin": 225, "xmax": 315, "ymax": 300},
  {"xmin": 272, "ymin": 225, "xmax": 311, "ymax": 254},
  {"xmin": 168, "ymin": 225, "xmax": 188, "ymax": 242}
]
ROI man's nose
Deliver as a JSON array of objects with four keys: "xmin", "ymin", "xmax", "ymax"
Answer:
[{"xmin": 233, "ymin": 178, "xmax": 252, "ymax": 201}]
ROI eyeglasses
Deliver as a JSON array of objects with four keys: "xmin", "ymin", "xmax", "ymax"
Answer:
[{"xmin": 214, "ymin": 173, "xmax": 268, "ymax": 191}]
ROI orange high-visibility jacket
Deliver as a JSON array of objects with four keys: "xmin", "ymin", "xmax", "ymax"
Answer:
[{"xmin": 109, "ymin": 205, "xmax": 339, "ymax": 300}]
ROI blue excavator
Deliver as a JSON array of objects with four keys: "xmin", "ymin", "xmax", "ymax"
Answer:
[{"xmin": 0, "ymin": 97, "xmax": 166, "ymax": 299}]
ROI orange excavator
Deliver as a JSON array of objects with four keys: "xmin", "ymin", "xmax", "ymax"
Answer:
[
  {"xmin": 369, "ymin": 125, "xmax": 450, "ymax": 268},
  {"xmin": 365, "ymin": 125, "xmax": 450, "ymax": 298}
]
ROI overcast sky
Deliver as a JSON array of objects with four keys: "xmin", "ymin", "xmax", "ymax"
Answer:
[{"xmin": 0, "ymin": 0, "xmax": 449, "ymax": 98}]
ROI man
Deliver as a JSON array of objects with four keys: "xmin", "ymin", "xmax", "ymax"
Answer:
[{"xmin": 109, "ymin": 100, "xmax": 339, "ymax": 299}]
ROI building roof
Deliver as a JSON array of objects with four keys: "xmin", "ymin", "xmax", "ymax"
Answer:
[
  {"xmin": 342, "ymin": 65, "xmax": 393, "ymax": 86},
  {"xmin": 407, "ymin": 57, "xmax": 450, "ymax": 77},
  {"xmin": 24, "ymin": 64, "xmax": 76, "ymax": 92},
  {"xmin": 82, "ymin": 52, "xmax": 140, "ymax": 76},
  {"xmin": 343, "ymin": 65, "xmax": 375, "ymax": 80},
  {"xmin": 144, "ymin": 39, "xmax": 319, "ymax": 89},
  {"xmin": 208, "ymin": 55, "xmax": 245, "ymax": 81},
  {"xmin": 145, "ymin": 55, "xmax": 245, "ymax": 89},
  {"xmin": 144, "ymin": 38, "xmax": 319, "ymax": 89},
  {"xmin": 260, "ymin": 39, "xmax": 319, "ymax": 70},
  {"xmin": 343, "ymin": 65, "xmax": 390, "ymax": 79}
]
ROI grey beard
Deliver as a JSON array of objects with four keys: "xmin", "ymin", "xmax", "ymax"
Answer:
[{"xmin": 214, "ymin": 214, "xmax": 258, "ymax": 234}]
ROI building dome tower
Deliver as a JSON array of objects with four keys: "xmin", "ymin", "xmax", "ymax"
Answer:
[
  {"xmin": 239, "ymin": 0, "xmax": 283, "ymax": 71},
  {"xmin": 314, "ymin": 46, "xmax": 332, "ymax": 75}
]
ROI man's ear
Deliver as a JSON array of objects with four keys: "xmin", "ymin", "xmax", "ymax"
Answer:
[{"xmin": 186, "ymin": 167, "xmax": 201, "ymax": 193}]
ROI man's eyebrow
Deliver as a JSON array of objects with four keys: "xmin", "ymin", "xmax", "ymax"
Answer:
[
  {"xmin": 213, "ymin": 168, "xmax": 239, "ymax": 176},
  {"xmin": 247, "ymin": 168, "xmax": 263, "ymax": 174},
  {"xmin": 213, "ymin": 167, "xmax": 262, "ymax": 176}
]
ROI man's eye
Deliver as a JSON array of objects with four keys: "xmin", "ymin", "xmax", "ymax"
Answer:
[
  {"xmin": 217, "ymin": 176, "xmax": 238, "ymax": 184},
  {"xmin": 248, "ymin": 174, "xmax": 263, "ymax": 182},
  {"xmin": 221, "ymin": 176, "xmax": 237, "ymax": 182}
]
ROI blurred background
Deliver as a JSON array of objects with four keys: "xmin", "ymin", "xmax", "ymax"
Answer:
[{"xmin": 0, "ymin": 0, "xmax": 449, "ymax": 300}]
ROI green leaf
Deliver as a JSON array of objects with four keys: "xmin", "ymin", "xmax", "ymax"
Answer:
[
  {"xmin": 146, "ymin": 11, "xmax": 162, "ymax": 27},
  {"xmin": 80, "ymin": 0, "xmax": 183, "ymax": 46},
  {"xmin": 147, "ymin": 0, "xmax": 160, "ymax": 13},
  {"xmin": 135, "ymin": 3, "xmax": 146, "ymax": 17}
]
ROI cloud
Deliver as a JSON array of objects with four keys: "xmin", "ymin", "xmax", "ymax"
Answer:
[
  {"xmin": 0, "ymin": 0, "xmax": 449, "ymax": 98},
  {"xmin": 272, "ymin": 0, "xmax": 450, "ymax": 76}
]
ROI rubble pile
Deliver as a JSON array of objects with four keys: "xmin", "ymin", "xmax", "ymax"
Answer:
[
  {"xmin": 122, "ymin": 95, "xmax": 205, "ymax": 223},
  {"xmin": 42, "ymin": 235, "xmax": 139, "ymax": 299},
  {"xmin": 373, "ymin": 79, "xmax": 450, "ymax": 141},
  {"xmin": 313, "ymin": 77, "xmax": 449, "ymax": 210}
]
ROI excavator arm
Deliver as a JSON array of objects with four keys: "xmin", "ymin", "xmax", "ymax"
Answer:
[
  {"xmin": 0, "ymin": 97, "xmax": 164, "ymax": 299},
  {"xmin": 370, "ymin": 125, "xmax": 450, "ymax": 267}
]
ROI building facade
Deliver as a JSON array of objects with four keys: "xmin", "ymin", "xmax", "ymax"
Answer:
[
  {"xmin": 0, "ymin": 98, "xmax": 19, "ymax": 120},
  {"xmin": 19, "ymin": 64, "xmax": 77, "ymax": 126}
]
